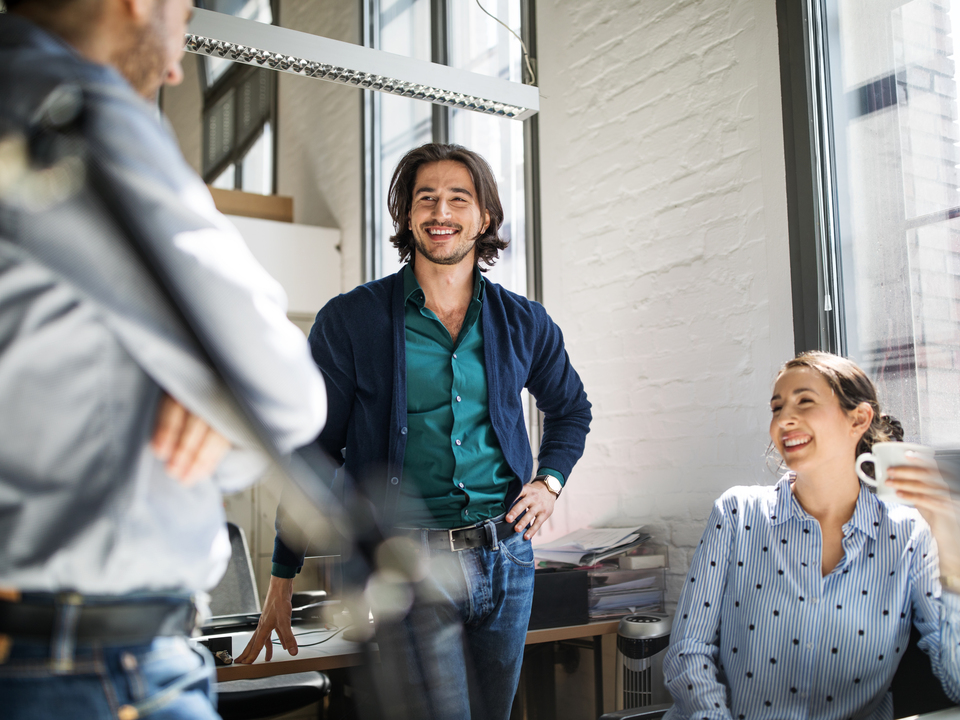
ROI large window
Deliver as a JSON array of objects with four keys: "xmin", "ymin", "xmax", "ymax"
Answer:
[
  {"xmin": 200, "ymin": 0, "xmax": 277, "ymax": 194},
  {"xmin": 781, "ymin": 0, "xmax": 960, "ymax": 445},
  {"xmin": 364, "ymin": 0, "xmax": 535, "ymax": 298}
]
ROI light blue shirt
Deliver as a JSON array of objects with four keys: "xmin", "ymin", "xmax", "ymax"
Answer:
[{"xmin": 664, "ymin": 475, "xmax": 960, "ymax": 720}]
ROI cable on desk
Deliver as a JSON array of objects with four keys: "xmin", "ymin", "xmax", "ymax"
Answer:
[{"xmin": 270, "ymin": 624, "xmax": 350, "ymax": 647}]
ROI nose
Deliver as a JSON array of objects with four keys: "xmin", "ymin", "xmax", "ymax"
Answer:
[
  {"xmin": 433, "ymin": 197, "xmax": 452, "ymax": 218},
  {"xmin": 165, "ymin": 60, "xmax": 185, "ymax": 86},
  {"xmin": 776, "ymin": 406, "xmax": 798, "ymax": 428}
]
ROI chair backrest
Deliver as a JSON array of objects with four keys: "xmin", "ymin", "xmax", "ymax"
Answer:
[{"xmin": 890, "ymin": 625, "xmax": 953, "ymax": 717}]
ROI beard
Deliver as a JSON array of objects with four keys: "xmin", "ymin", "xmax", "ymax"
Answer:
[
  {"xmin": 112, "ymin": 1, "xmax": 169, "ymax": 100},
  {"xmin": 412, "ymin": 223, "xmax": 477, "ymax": 266}
]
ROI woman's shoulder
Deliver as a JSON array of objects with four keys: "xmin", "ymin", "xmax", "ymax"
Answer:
[
  {"xmin": 716, "ymin": 483, "xmax": 779, "ymax": 508},
  {"xmin": 875, "ymin": 495, "xmax": 927, "ymax": 534}
]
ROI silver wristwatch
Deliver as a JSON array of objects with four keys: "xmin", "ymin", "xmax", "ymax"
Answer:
[{"xmin": 535, "ymin": 474, "xmax": 562, "ymax": 497}]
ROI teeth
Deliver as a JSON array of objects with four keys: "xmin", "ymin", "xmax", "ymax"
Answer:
[
  {"xmin": 428, "ymin": 229, "xmax": 456, "ymax": 235},
  {"xmin": 784, "ymin": 437, "xmax": 809, "ymax": 448}
]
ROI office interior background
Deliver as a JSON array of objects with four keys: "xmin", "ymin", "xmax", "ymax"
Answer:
[{"xmin": 160, "ymin": 0, "xmax": 960, "ymax": 712}]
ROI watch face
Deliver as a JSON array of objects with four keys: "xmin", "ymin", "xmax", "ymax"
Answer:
[{"xmin": 544, "ymin": 476, "xmax": 562, "ymax": 495}]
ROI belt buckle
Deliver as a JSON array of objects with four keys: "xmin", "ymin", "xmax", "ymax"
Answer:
[{"xmin": 447, "ymin": 528, "xmax": 459, "ymax": 552}]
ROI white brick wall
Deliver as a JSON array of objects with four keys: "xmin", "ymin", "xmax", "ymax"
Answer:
[{"xmin": 535, "ymin": 0, "xmax": 795, "ymax": 607}]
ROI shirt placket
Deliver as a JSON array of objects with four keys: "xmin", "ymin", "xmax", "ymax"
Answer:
[
  {"xmin": 450, "ymin": 349, "xmax": 470, "ymax": 524},
  {"xmin": 795, "ymin": 518, "xmax": 825, "ymax": 712}
]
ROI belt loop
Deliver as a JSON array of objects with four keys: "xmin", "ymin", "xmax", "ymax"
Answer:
[
  {"xmin": 51, "ymin": 592, "xmax": 83, "ymax": 673},
  {"xmin": 484, "ymin": 519, "xmax": 498, "ymax": 551},
  {"xmin": 420, "ymin": 528, "xmax": 432, "ymax": 556}
]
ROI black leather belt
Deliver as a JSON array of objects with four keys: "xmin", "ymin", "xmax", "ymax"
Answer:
[
  {"xmin": 395, "ymin": 518, "xmax": 517, "ymax": 552},
  {"xmin": 0, "ymin": 594, "xmax": 197, "ymax": 645}
]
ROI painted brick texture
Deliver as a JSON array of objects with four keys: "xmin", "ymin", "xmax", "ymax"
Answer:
[{"xmin": 535, "ymin": 0, "xmax": 795, "ymax": 607}]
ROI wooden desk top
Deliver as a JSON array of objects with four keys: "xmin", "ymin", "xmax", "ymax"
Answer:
[{"xmin": 212, "ymin": 619, "xmax": 622, "ymax": 682}]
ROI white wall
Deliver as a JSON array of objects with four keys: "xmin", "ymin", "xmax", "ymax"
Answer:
[
  {"xmin": 535, "ymin": 0, "xmax": 796, "ymax": 607},
  {"xmin": 277, "ymin": 0, "xmax": 364, "ymax": 291}
]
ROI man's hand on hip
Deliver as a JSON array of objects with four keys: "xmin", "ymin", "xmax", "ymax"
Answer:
[
  {"xmin": 506, "ymin": 479, "xmax": 558, "ymax": 540},
  {"xmin": 150, "ymin": 393, "xmax": 230, "ymax": 485},
  {"xmin": 236, "ymin": 575, "xmax": 297, "ymax": 663}
]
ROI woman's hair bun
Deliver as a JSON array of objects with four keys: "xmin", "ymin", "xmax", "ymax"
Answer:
[{"xmin": 880, "ymin": 414, "xmax": 904, "ymax": 442}]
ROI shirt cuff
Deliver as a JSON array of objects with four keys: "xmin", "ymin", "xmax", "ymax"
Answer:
[
  {"xmin": 271, "ymin": 562, "xmax": 299, "ymax": 579},
  {"xmin": 537, "ymin": 468, "xmax": 565, "ymax": 486}
]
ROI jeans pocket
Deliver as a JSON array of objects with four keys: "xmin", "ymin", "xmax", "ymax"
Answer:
[
  {"xmin": 119, "ymin": 638, "xmax": 215, "ymax": 718},
  {"xmin": 499, "ymin": 536, "xmax": 535, "ymax": 568}
]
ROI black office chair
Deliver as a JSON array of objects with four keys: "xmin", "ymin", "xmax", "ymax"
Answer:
[
  {"xmin": 212, "ymin": 523, "xmax": 332, "ymax": 720},
  {"xmin": 217, "ymin": 672, "xmax": 331, "ymax": 720},
  {"xmin": 599, "ymin": 703, "xmax": 671, "ymax": 720}
]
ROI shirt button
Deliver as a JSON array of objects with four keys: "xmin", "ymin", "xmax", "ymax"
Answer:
[
  {"xmin": 453, "ymin": 353, "xmax": 458, "ymax": 360},
  {"xmin": 400, "ymin": 427, "xmax": 407, "ymax": 435},
  {"xmin": 458, "ymin": 482, "xmax": 465, "ymax": 489},
  {"xmin": 455, "ymin": 439, "xmax": 461, "ymax": 446},
  {"xmin": 807, "ymin": 642, "xmax": 814, "ymax": 650},
  {"xmin": 456, "ymin": 396, "xmax": 462, "ymax": 402},
  {"xmin": 390, "ymin": 477, "xmax": 399, "ymax": 485},
  {"xmin": 464, "ymin": 510, "xmax": 469, "ymax": 516},
  {"xmin": 811, "ymin": 598, "xmax": 819, "ymax": 605}
]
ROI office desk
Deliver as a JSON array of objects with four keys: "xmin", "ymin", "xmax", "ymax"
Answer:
[{"xmin": 211, "ymin": 617, "xmax": 621, "ymax": 717}]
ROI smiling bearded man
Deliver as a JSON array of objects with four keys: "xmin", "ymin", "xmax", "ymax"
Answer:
[{"xmin": 238, "ymin": 143, "xmax": 593, "ymax": 720}]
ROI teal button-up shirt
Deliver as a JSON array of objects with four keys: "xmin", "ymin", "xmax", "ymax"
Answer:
[{"xmin": 398, "ymin": 264, "xmax": 561, "ymax": 528}]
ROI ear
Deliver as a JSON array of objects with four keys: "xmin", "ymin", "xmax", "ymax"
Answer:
[
  {"xmin": 481, "ymin": 210, "xmax": 490, "ymax": 235},
  {"xmin": 850, "ymin": 402, "xmax": 874, "ymax": 438},
  {"xmin": 117, "ymin": 0, "xmax": 152, "ymax": 23}
]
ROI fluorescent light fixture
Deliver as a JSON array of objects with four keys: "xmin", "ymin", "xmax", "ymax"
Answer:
[{"xmin": 185, "ymin": 8, "xmax": 539, "ymax": 121}]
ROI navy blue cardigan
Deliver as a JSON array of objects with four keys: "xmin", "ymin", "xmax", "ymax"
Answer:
[{"xmin": 274, "ymin": 269, "xmax": 591, "ymax": 566}]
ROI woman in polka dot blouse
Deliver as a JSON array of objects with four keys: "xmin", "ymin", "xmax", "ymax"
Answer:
[{"xmin": 663, "ymin": 351, "xmax": 960, "ymax": 719}]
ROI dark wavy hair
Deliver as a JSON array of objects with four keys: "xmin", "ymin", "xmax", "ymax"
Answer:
[
  {"xmin": 779, "ymin": 351, "xmax": 904, "ymax": 458},
  {"xmin": 387, "ymin": 143, "xmax": 507, "ymax": 270}
]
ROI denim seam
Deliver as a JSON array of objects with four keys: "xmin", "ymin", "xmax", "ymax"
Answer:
[{"xmin": 94, "ymin": 646, "xmax": 122, "ymax": 717}]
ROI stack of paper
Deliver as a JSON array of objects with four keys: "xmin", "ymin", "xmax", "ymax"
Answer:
[
  {"xmin": 587, "ymin": 568, "xmax": 664, "ymax": 619},
  {"xmin": 534, "ymin": 527, "xmax": 651, "ymax": 567}
]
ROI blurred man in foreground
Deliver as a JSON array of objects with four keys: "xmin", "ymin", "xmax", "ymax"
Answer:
[{"xmin": 0, "ymin": 1, "xmax": 327, "ymax": 717}]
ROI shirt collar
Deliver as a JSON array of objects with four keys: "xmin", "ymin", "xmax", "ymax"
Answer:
[
  {"xmin": 770, "ymin": 473, "xmax": 881, "ymax": 539},
  {"xmin": 402, "ymin": 262, "xmax": 484, "ymax": 307}
]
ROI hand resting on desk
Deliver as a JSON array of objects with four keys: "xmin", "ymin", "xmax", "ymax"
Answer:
[{"xmin": 236, "ymin": 575, "xmax": 297, "ymax": 662}]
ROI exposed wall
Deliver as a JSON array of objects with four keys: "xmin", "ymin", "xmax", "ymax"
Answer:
[
  {"xmin": 535, "ymin": 0, "xmax": 795, "ymax": 608},
  {"xmin": 162, "ymin": 2, "xmax": 363, "ymax": 290},
  {"xmin": 277, "ymin": 0, "xmax": 364, "ymax": 290}
]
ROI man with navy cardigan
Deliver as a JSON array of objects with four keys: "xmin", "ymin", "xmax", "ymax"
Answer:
[{"xmin": 240, "ymin": 143, "xmax": 591, "ymax": 719}]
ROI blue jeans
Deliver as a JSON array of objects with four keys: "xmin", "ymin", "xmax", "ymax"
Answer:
[
  {"xmin": 376, "ymin": 524, "xmax": 535, "ymax": 720},
  {"xmin": 0, "ymin": 635, "xmax": 219, "ymax": 720}
]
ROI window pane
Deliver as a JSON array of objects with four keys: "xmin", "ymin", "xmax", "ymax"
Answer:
[
  {"xmin": 374, "ymin": 0, "xmax": 432, "ymax": 279},
  {"xmin": 211, "ymin": 163, "xmax": 236, "ymax": 190},
  {"xmin": 448, "ymin": 0, "xmax": 524, "ymax": 82},
  {"xmin": 826, "ymin": 0, "xmax": 960, "ymax": 444},
  {"xmin": 240, "ymin": 122, "xmax": 272, "ymax": 195},
  {"xmin": 202, "ymin": 0, "xmax": 273, "ymax": 85},
  {"xmin": 449, "ymin": 0, "xmax": 526, "ymax": 296},
  {"xmin": 449, "ymin": 110, "xmax": 526, "ymax": 295}
]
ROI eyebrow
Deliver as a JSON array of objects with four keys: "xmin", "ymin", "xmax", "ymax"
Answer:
[
  {"xmin": 414, "ymin": 186, "xmax": 474, "ymax": 197},
  {"xmin": 770, "ymin": 387, "xmax": 818, "ymax": 403}
]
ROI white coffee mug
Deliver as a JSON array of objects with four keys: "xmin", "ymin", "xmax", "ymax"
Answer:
[{"xmin": 855, "ymin": 441, "xmax": 936, "ymax": 505}]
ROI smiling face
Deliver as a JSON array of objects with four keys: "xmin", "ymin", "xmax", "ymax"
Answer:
[
  {"xmin": 408, "ymin": 160, "xmax": 490, "ymax": 267},
  {"xmin": 769, "ymin": 366, "xmax": 872, "ymax": 478}
]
